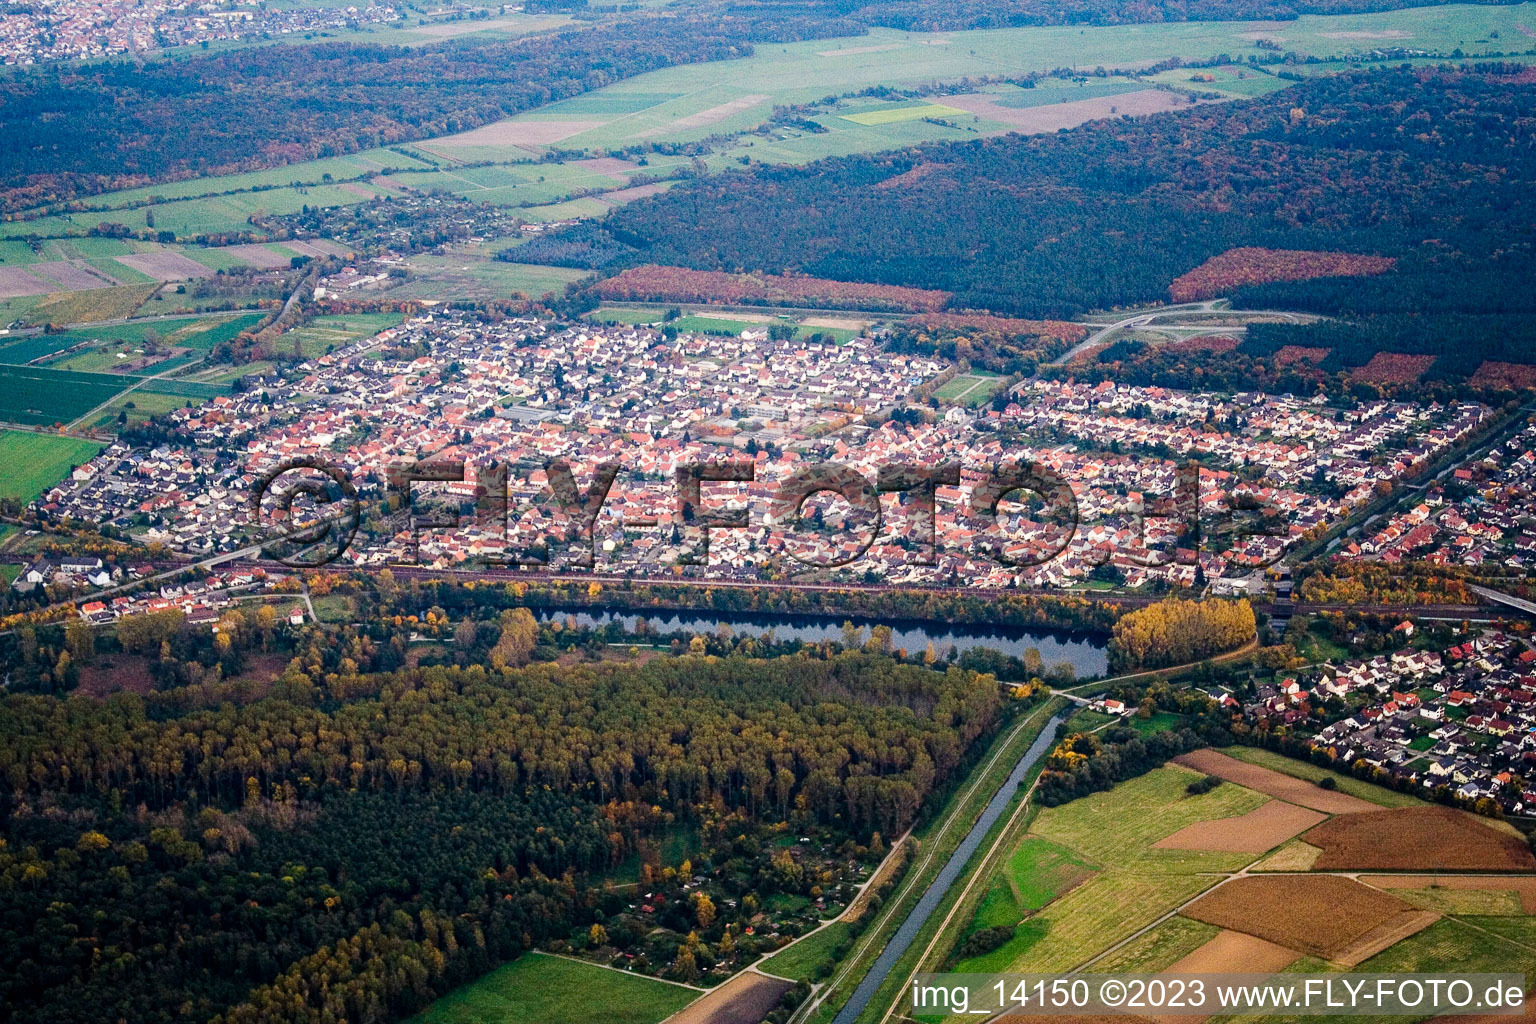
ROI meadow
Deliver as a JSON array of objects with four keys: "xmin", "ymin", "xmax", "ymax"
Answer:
[
  {"xmin": 0, "ymin": 430, "xmax": 105, "ymax": 503},
  {"xmin": 279, "ymin": 312, "xmax": 404, "ymax": 358},
  {"xmin": 407, "ymin": 952, "xmax": 695, "ymax": 1024},
  {"xmin": 759, "ymin": 921, "xmax": 853, "ymax": 982},
  {"xmin": 933, "ymin": 372, "xmax": 1006, "ymax": 407},
  {"xmin": 392, "ymin": 256, "xmax": 589, "ymax": 301}
]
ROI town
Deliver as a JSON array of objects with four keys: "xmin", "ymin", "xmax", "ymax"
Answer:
[{"xmin": 26, "ymin": 312, "xmax": 1499, "ymax": 598}]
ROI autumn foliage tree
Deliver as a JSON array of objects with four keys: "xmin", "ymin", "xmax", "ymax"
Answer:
[{"xmin": 1110, "ymin": 598, "xmax": 1255, "ymax": 670}]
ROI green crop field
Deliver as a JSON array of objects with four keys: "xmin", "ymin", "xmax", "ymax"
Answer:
[
  {"xmin": 409, "ymin": 953, "xmax": 695, "ymax": 1024},
  {"xmin": 0, "ymin": 334, "xmax": 81, "ymax": 366},
  {"xmin": 953, "ymin": 766, "xmax": 1270, "ymax": 974},
  {"xmin": 0, "ymin": 365, "xmax": 139, "ymax": 425},
  {"xmin": 0, "ymin": 430, "xmax": 104, "ymax": 503},
  {"xmin": 1031, "ymin": 766, "xmax": 1265, "ymax": 869},
  {"xmin": 841, "ymin": 103, "xmax": 968, "ymax": 125},
  {"xmin": 1088, "ymin": 915, "xmax": 1220, "ymax": 972}
]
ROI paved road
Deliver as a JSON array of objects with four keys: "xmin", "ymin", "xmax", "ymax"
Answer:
[
  {"xmin": 1046, "ymin": 303, "xmax": 1312, "ymax": 367},
  {"xmin": 830, "ymin": 714, "xmax": 1066, "ymax": 1024}
]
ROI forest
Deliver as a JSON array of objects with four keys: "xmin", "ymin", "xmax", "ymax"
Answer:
[
  {"xmin": 0, "ymin": 12, "xmax": 825, "ymax": 213},
  {"xmin": 0, "ymin": 582, "xmax": 1015, "ymax": 1024},
  {"xmin": 598, "ymin": 66, "xmax": 1536, "ymax": 320}
]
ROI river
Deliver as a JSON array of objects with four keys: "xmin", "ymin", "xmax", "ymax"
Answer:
[
  {"xmin": 830, "ymin": 713, "xmax": 1068, "ymax": 1024},
  {"xmin": 530, "ymin": 608, "xmax": 1109, "ymax": 678}
]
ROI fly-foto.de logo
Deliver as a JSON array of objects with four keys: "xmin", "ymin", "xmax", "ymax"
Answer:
[{"xmin": 251, "ymin": 455, "xmax": 1287, "ymax": 573}]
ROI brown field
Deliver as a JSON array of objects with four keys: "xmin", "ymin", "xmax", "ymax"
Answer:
[
  {"xmin": 30, "ymin": 261, "xmax": 120, "ymax": 289},
  {"xmin": 221, "ymin": 244, "xmax": 292, "ymax": 269},
  {"xmin": 595, "ymin": 265, "xmax": 952, "ymax": 312},
  {"xmin": 0, "ymin": 266, "xmax": 54, "ymax": 298},
  {"xmin": 1182, "ymin": 875, "xmax": 1414, "ymax": 960},
  {"xmin": 1153, "ymin": 799, "xmax": 1325, "ymax": 854},
  {"xmin": 943, "ymin": 89, "xmax": 1188, "ymax": 134},
  {"xmin": 1274, "ymin": 344, "xmax": 1330, "ymax": 365},
  {"xmin": 1303, "ymin": 807, "xmax": 1536, "ymax": 872},
  {"xmin": 1171, "ymin": 750, "xmax": 1381, "ymax": 814},
  {"xmin": 75, "ymin": 655, "xmax": 156, "ymax": 697},
  {"xmin": 1169, "ymin": 247, "xmax": 1395, "ymax": 302},
  {"xmin": 1165, "ymin": 334, "xmax": 1240, "ymax": 354},
  {"xmin": 1471, "ymin": 361, "xmax": 1536, "ymax": 390},
  {"xmin": 908, "ymin": 312, "xmax": 1088, "ymax": 341},
  {"xmin": 427, "ymin": 119, "xmax": 603, "ymax": 148},
  {"xmin": 597, "ymin": 182, "xmax": 669, "ymax": 205},
  {"xmin": 635, "ymin": 94, "xmax": 770, "ymax": 139},
  {"xmin": 576, "ymin": 156, "xmax": 640, "ymax": 180},
  {"xmin": 1332, "ymin": 910, "xmax": 1441, "ymax": 967},
  {"xmin": 305, "ymin": 239, "xmax": 354, "ymax": 258},
  {"xmin": 1163, "ymin": 928, "xmax": 1300, "ymax": 974},
  {"xmin": 664, "ymin": 971, "xmax": 791, "ymax": 1024},
  {"xmin": 1353, "ymin": 352, "xmax": 1436, "ymax": 385},
  {"xmin": 277, "ymin": 240, "xmax": 332, "ymax": 259},
  {"xmin": 1366, "ymin": 874, "xmax": 1536, "ymax": 913},
  {"xmin": 115, "ymin": 252, "xmax": 213, "ymax": 281},
  {"xmin": 875, "ymin": 161, "xmax": 952, "ymax": 190}
]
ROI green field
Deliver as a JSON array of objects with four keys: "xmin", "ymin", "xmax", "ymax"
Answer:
[
  {"xmin": 1088, "ymin": 915, "xmax": 1221, "ymax": 972},
  {"xmin": 954, "ymin": 765, "xmax": 1269, "ymax": 974},
  {"xmin": 0, "ymin": 362, "xmax": 227, "ymax": 426},
  {"xmin": 760, "ymin": 922, "xmax": 852, "ymax": 982},
  {"xmin": 841, "ymin": 103, "xmax": 968, "ymax": 125},
  {"xmin": 392, "ymin": 257, "xmax": 589, "ymax": 301},
  {"xmin": 0, "ymin": 430, "xmax": 104, "ymax": 503},
  {"xmin": 408, "ymin": 953, "xmax": 695, "ymax": 1024},
  {"xmin": 280, "ymin": 312, "xmax": 404, "ymax": 358},
  {"xmin": 1220, "ymin": 746, "xmax": 1428, "ymax": 808},
  {"xmin": 934, "ymin": 373, "xmax": 1006, "ymax": 407}
]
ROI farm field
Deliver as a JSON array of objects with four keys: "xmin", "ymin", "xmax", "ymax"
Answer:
[
  {"xmin": 1302, "ymin": 806, "xmax": 1536, "ymax": 872},
  {"xmin": 4, "ymin": 285, "xmax": 159, "ymax": 326},
  {"xmin": 6, "ymin": 5, "xmax": 1525, "ymax": 264},
  {"xmin": 0, "ymin": 430, "xmax": 104, "ymax": 503},
  {"xmin": 933, "ymin": 745, "xmax": 1536, "ymax": 1024},
  {"xmin": 88, "ymin": 391, "xmax": 190, "ymax": 429},
  {"xmin": 392, "ymin": 255, "xmax": 588, "ymax": 301},
  {"xmin": 1175, "ymin": 748, "xmax": 1395, "ymax": 812},
  {"xmin": 0, "ymin": 363, "xmax": 228, "ymax": 427},
  {"xmin": 1181, "ymin": 874, "xmax": 1426, "ymax": 961},
  {"xmin": 280, "ymin": 313, "xmax": 404, "ymax": 358},
  {"xmin": 407, "ymin": 952, "xmax": 695, "ymax": 1024},
  {"xmin": 952, "ymin": 766, "xmax": 1270, "ymax": 973},
  {"xmin": 1216, "ymin": 745, "xmax": 1435, "ymax": 808}
]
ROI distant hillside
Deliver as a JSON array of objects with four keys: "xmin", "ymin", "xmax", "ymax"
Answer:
[{"xmin": 601, "ymin": 65, "xmax": 1536, "ymax": 321}]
